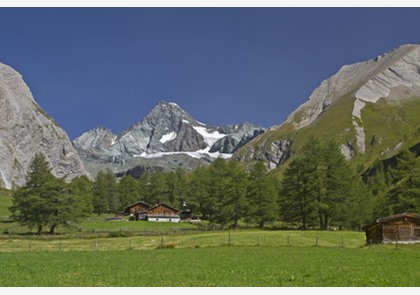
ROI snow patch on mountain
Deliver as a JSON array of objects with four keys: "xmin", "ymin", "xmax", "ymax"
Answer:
[
  {"xmin": 159, "ymin": 131, "xmax": 177, "ymax": 143},
  {"xmin": 192, "ymin": 126, "xmax": 227, "ymax": 147},
  {"xmin": 136, "ymin": 149, "xmax": 232, "ymax": 160}
]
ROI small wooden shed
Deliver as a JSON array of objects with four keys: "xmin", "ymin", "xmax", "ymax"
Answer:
[{"xmin": 364, "ymin": 212, "xmax": 420, "ymax": 244}]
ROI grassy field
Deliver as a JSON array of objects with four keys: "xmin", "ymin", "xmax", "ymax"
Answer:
[
  {"xmin": 1, "ymin": 189, "xmax": 419, "ymax": 287},
  {"xmin": 0, "ymin": 230, "xmax": 365, "ymax": 252},
  {"xmin": 1, "ymin": 228, "xmax": 419, "ymax": 287},
  {"xmin": 80, "ymin": 217, "xmax": 198, "ymax": 232},
  {"xmin": 0, "ymin": 244, "xmax": 419, "ymax": 287}
]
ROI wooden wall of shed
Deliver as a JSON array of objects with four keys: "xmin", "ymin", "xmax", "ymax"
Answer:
[{"xmin": 383, "ymin": 220, "xmax": 420, "ymax": 242}]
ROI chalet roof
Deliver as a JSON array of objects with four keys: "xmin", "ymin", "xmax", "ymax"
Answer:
[
  {"xmin": 124, "ymin": 200, "xmax": 152, "ymax": 210},
  {"xmin": 363, "ymin": 212, "xmax": 420, "ymax": 230},
  {"xmin": 148, "ymin": 203, "xmax": 180, "ymax": 213}
]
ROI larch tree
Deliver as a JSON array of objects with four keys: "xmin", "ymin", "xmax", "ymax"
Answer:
[
  {"xmin": 92, "ymin": 169, "xmax": 118, "ymax": 215},
  {"xmin": 245, "ymin": 161, "xmax": 278, "ymax": 228},
  {"xmin": 118, "ymin": 175, "xmax": 141, "ymax": 210},
  {"xmin": 385, "ymin": 150, "xmax": 420, "ymax": 214},
  {"xmin": 10, "ymin": 153, "xmax": 85, "ymax": 234}
]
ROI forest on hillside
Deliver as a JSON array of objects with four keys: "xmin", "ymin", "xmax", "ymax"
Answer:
[{"xmin": 9, "ymin": 137, "xmax": 420, "ymax": 234}]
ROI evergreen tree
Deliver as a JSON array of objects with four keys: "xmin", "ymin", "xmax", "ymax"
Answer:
[
  {"xmin": 366, "ymin": 162, "xmax": 392, "ymax": 218},
  {"xmin": 343, "ymin": 179, "xmax": 374, "ymax": 230},
  {"xmin": 10, "ymin": 153, "xmax": 56, "ymax": 233},
  {"xmin": 166, "ymin": 169, "xmax": 189, "ymax": 208},
  {"xmin": 92, "ymin": 169, "xmax": 118, "ymax": 215},
  {"xmin": 280, "ymin": 157, "xmax": 316, "ymax": 229},
  {"xmin": 187, "ymin": 166, "xmax": 214, "ymax": 220},
  {"xmin": 148, "ymin": 170, "xmax": 169, "ymax": 205},
  {"xmin": 245, "ymin": 161, "xmax": 278, "ymax": 228},
  {"xmin": 10, "ymin": 153, "xmax": 85, "ymax": 234},
  {"xmin": 118, "ymin": 176, "xmax": 141, "ymax": 210},
  {"xmin": 301, "ymin": 137, "xmax": 326, "ymax": 229},
  {"xmin": 207, "ymin": 159, "xmax": 247, "ymax": 228},
  {"xmin": 280, "ymin": 138, "xmax": 358, "ymax": 230},
  {"xmin": 320, "ymin": 140, "xmax": 355, "ymax": 229},
  {"xmin": 68, "ymin": 175, "xmax": 94, "ymax": 216},
  {"xmin": 44, "ymin": 177, "xmax": 85, "ymax": 235},
  {"xmin": 138, "ymin": 169, "xmax": 152, "ymax": 201},
  {"xmin": 385, "ymin": 150, "xmax": 420, "ymax": 214}
]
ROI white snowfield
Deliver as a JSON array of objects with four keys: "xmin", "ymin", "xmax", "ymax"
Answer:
[
  {"xmin": 192, "ymin": 126, "xmax": 226, "ymax": 147},
  {"xmin": 159, "ymin": 131, "xmax": 177, "ymax": 143},
  {"xmin": 135, "ymin": 149, "xmax": 232, "ymax": 160}
]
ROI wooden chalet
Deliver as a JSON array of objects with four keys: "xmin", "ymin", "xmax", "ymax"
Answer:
[
  {"xmin": 124, "ymin": 201, "xmax": 152, "ymax": 221},
  {"xmin": 124, "ymin": 201, "xmax": 181, "ymax": 223},
  {"xmin": 146, "ymin": 203, "xmax": 181, "ymax": 223},
  {"xmin": 364, "ymin": 212, "xmax": 420, "ymax": 244}
]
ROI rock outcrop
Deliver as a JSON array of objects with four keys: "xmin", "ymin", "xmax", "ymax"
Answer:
[{"xmin": 0, "ymin": 62, "xmax": 89, "ymax": 189}]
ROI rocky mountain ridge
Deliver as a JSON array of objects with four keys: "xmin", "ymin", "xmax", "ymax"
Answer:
[
  {"xmin": 234, "ymin": 44, "xmax": 420, "ymax": 172},
  {"xmin": 74, "ymin": 101, "xmax": 265, "ymax": 177},
  {"xmin": 0, "ymin": 62, "xmax": 89, "ymax": 189}
]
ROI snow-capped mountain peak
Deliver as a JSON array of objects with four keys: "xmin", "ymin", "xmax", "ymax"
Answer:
[{"xmin": 73, "ymin": 100, "xmax": 266, "ymax": 177}]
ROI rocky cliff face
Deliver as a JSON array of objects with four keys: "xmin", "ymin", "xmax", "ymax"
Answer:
[
  {"xmin": 283, "ymin": 44, "xmax": 420, "ymax": 131},
  {"xmin": 234, "ymin": 44, "xmax": 420, "ymax": 170},
  {"xmin": 74, "ymin": 101, "xmax": 265, "ymax": 177},
  {"xmin": 0, "ymin": 62, "xmax": 89, "ymax": 189}
]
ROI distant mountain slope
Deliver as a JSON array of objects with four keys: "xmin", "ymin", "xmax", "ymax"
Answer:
[
  {"xmin": 74, "ymin": 101, "xmax": 265, "ymax": 177},
  {"xmin": 233, "ymin": 44, "xmax": 420, "ymax": 173},
  {"xmin": 0, "ymin": 62, "xmax": 89, "ymax": 189}
]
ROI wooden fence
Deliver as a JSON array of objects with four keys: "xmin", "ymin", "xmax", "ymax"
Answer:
[{"xmin": 0, "ymin": 231, "xmax": 366, "ymax": 252}]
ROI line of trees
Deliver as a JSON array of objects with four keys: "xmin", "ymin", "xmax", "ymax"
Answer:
[
  {"xmin": 280, "ymin": 138, "xmax": 369, "ymax": 230},
  {"xmin": 10, "ymin": 138, "xmax": 419, "ymax": 234}
]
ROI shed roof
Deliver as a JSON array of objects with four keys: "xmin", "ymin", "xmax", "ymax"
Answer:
[
  {"xmin": 363, "ymin": 212, "xmax": 420, "ymax": 230},
  {"xmin": 376, "ymin": 212, "xmax": 420, "ymax": 223},
  {"xmin": 148, "ymin": 203, "xmax": 180, "ymax": 213}
]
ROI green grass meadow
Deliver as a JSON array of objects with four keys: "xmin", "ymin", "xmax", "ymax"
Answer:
[
  {"xmin": 1, "ymin": 190, "xmax": 419, "ymax": 287},
  {"xmin": 0, "ymin": 229, "xmax": 419, "ymax": 287},
  {"xmin": 0, "ymin": 245, "xmax": 419, "ymax": 287}
]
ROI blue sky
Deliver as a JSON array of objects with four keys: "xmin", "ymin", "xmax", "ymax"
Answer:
[{"xmin": 0, "ymin": 7, "xmax": 419, "ymax": 139}]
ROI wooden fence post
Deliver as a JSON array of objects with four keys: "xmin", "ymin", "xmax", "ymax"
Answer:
[
  {"xmin": 160, "ymin": 236, "xmax": 164, "ymax": 248},
  {"xmin": 228, "ymin": 231, "xmax": 231, "ymax": 246}
]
